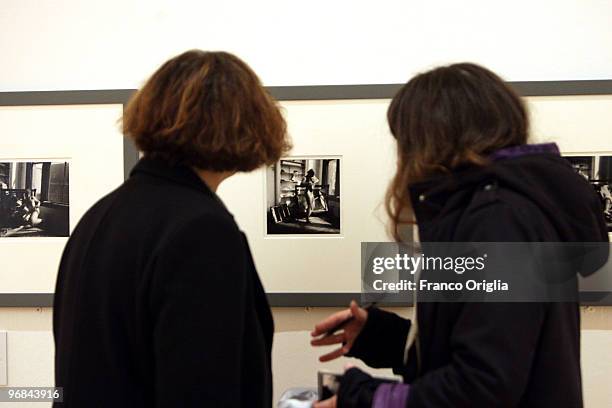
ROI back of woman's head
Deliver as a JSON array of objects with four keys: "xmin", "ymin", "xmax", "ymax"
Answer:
[
  {"xmin": 123, "ymin": 50, "xmax": 291, "ymax": 172},
  {"xmin": 386, "ymin": 63, "xmax": 529, "ymax": 240}
]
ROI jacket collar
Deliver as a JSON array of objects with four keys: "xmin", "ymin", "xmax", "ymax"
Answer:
[
  {"xmin": 130, "ymin": 156, "xmax": 215, "ymax": 197},
  {"xmin": 488, "ymin": 142, "xmax": 559, "ymax": 162}
]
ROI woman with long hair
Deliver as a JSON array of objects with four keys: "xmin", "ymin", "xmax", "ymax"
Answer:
[
  {"xmin": 311, "ymin": 63, "xmax": 609, "ymax": 407},
  {"xmin": 54, "ymin": 50, "xmax": 290, "ymax": 407}
]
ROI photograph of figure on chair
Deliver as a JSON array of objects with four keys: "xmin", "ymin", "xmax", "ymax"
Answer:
[
  {"xmin": 0, "ymin": 160, "xmax": 70, "ymax": 238},
  {"xmin": 564, "ymin": 155, "xmax": 612, "ymax": 232},
  {"xmin": 266, "ymin": 157, "xmax": 340, "ymax": 235}
]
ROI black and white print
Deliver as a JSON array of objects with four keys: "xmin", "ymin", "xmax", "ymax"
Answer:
[
  {"xmin": 564, "ymin": 155, "xmax": 612, "ymax": 231},
  {"xmin": 266, "ymin": 157, "xmax": 341, "ymax": 235},
  {"xmin": 0, "ymin": 161, "xmax": 70, "ymax": 237}
]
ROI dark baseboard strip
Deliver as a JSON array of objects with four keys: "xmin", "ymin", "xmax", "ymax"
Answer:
[
  {"xmin": 0, "ymin": 292, "xmax": 609, "ymax": 308},
  {"xmin": 0, "ymin": 293, "xmax": 54, "ymax": 307},
  {"xmin": 267, "ymin": 293, "xmax": 384, "ymax": 307},
  {"xmin": 579, "ymin": 291, "xmax": 612, "ymax": 305}
]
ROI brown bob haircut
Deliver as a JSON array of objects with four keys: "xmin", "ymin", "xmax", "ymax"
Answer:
[
  {"xmin": 386, "ymin": 63, "xmax": 529, "ymax": 241},
  {"xmin": 123, "ymin": 50, "xmax": 290, "ymax": 172}
]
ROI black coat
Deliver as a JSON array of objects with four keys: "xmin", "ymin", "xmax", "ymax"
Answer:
[
  {"xmin": 53, "ymin": 158, "xmax": 274, "ymax": 407},
  {"xmin": 342, "ymin": 149, "xmax": 609, "ymax": 407}
]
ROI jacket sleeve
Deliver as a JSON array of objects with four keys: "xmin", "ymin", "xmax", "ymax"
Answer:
[
  {"xmin": 346, "ymin": 307, "xmax": 411, "ymax": 369},
  {"xmin": 149, "ymin": 214, "xmax": 248, "ymax": 407},
  {"xmin": 338, "ymin": 367, "xmax": 388, "ymax": 407}
]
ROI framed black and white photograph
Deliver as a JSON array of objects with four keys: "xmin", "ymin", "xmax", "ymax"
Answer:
[
  {"xmin": 0, "ymin": 160, "xmax": 70, "ymax": 237},
  {"xmin": 265, "ymin": 157, "xmax": 341, "ymax": 235},
  {"xmin": 564, "ymin": 155, "xmax": 612, "ymax": 231},
  {"xmin": 0, "ymin": 96, "xmax": 126, "ymax": 297}
]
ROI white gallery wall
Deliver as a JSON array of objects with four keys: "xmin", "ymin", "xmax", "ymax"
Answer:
[
  {"xmin": 0, "ymin": 1, "xmax": 611, "ymax": 407},
  {"xmin": 0, "ymin": 0, "xmax": 612, "ymax": 91}
]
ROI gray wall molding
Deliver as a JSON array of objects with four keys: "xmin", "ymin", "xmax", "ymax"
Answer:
[
  {"xmin": 2, "ymin": 80, "xmax": 612, "ymax": 107},
  {"xmin": 1, "ymin": 82, "xmax": 612, "ymax": 307},
  {"xmin": 0, "ymin": 89, "xmax": 135, "ymax": 106}
]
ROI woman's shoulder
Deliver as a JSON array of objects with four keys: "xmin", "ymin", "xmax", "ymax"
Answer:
[
  {"xmin": 166, "ymin": 196, "xmax": 241, "ymax": 239},
  {"xmin": 153, "ymin": 209, "xmax": 244, "ymax": 261}
]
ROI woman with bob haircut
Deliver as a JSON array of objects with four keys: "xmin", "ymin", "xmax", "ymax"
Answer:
[
  {"xmin": 54, "ymin": 50, "xmax": 290, "ymax": 407},
  {"xmin": 312, "ymin": 63, "xmax": 609, "ymax": 407}
]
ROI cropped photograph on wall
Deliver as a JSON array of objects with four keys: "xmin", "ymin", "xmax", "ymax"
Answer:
[
  {"xmin": 564, "ymin": 155, "xmax": 612, "ymax": 232},
  {"xmin": 266, "ymin": 157, "xmax": 341, "ymax": 235},
  {"xmin": 0, "ymin": 160, "xmax": 70, "ymax": 238}
]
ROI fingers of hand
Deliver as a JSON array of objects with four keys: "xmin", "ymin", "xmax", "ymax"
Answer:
[
  {"xmin": 311, "ymin": 332, "xmax": 345, "ymax": 347},
  {"xmin": 318, "ymin": 344, "xmax": 350, "ymax": 362},
  {"xmin": 314, "ymin": 395, "xmax": 337, "ymax": 408},
  {"xmin": 311, "ymin": 309, "xmax": 352, "ymax": 336}
]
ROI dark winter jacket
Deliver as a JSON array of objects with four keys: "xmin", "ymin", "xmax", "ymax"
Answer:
[
  {"xmin": 53, "ymin": 158, "xmax": 274, "ymax": 407},
  {"xmin": 340, "ymin": 144, "xmax": 609, "ymax": 407}
]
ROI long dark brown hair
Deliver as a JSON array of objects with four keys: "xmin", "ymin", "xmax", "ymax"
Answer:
[{"xmin": 386, "ymin": 63, "xmax": 529, "ymax": 241}]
